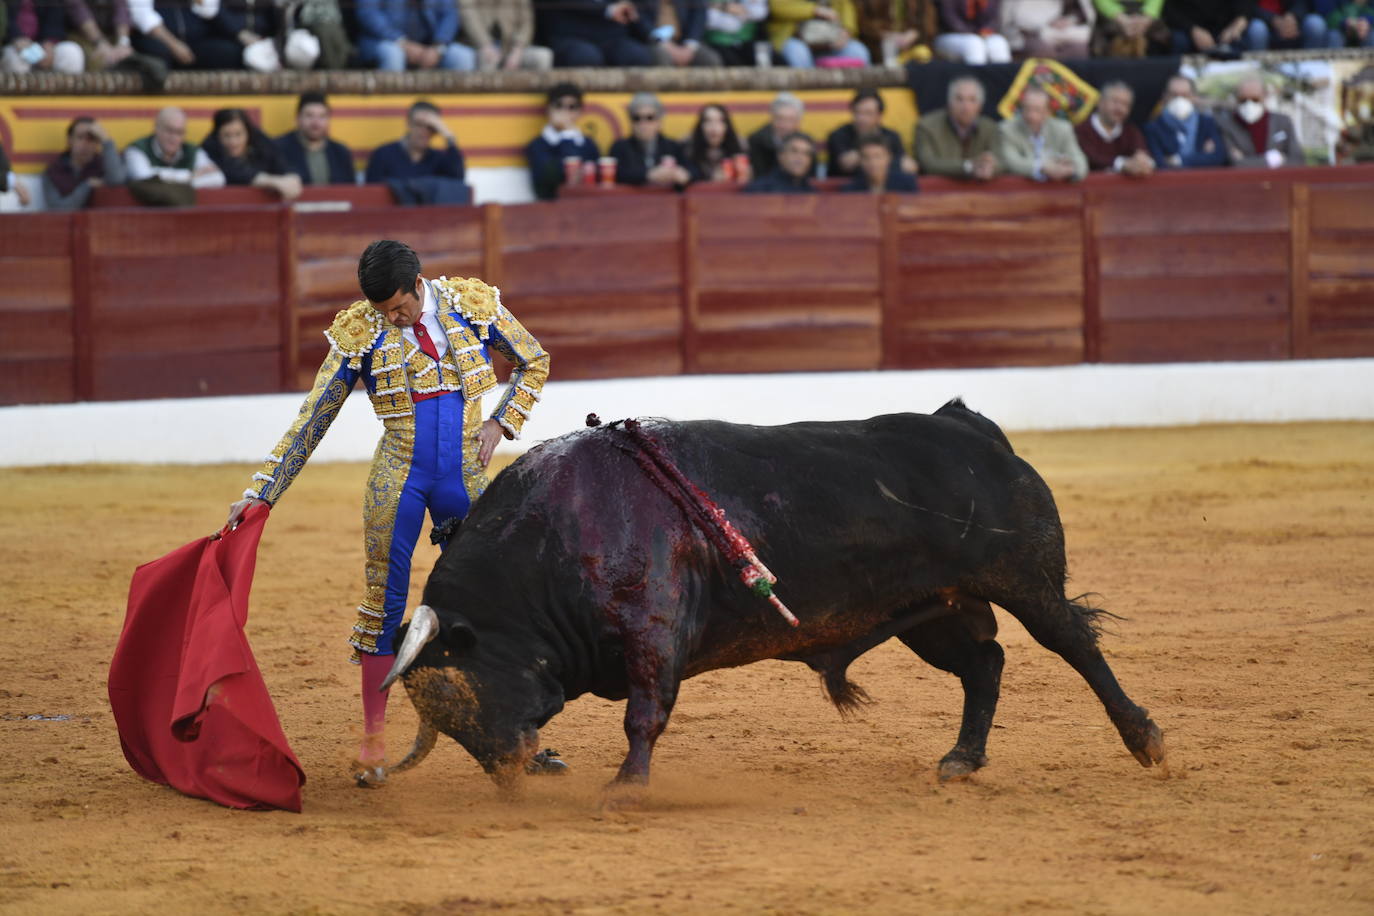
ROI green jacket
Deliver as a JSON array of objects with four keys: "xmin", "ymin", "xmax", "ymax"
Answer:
[{"xmin": 914, "ymin": 109, "xmax": 1000, "ymax": 178}]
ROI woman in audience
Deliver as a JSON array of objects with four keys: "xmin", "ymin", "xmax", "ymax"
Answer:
[
  {"xmin": 43, "ymin": 117, "xmax": 127, "ymax": 210},
  {"xmin": 684, "ymin": 103, "xmax": 751, "ymax": 182},
  {"xmin": 202, "ymin": 108, "xmax": 302, "ymax": 200}
]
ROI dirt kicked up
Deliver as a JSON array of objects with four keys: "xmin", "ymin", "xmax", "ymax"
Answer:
[{"xmin": 1, "ymin": 421, "xmax": 1371, "ymax": 915}]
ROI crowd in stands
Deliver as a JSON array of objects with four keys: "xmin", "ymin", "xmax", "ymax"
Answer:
[{"xmin": 5, "ymin": 0, "xmax": 1374, "ymax": 77}]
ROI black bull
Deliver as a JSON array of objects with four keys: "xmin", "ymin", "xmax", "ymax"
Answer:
[{"xmin": 383, "ymin": 401, "xmax": 1165, "ymax": 785}]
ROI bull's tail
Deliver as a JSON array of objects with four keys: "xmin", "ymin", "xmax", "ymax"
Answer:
[
  {"xmin": 823, "ymin": 665, "xmax": 874, "ymax": 719},
  {"xmin": 1067, "ymin": 592, "xmax": 1125, "ymax": 642}
]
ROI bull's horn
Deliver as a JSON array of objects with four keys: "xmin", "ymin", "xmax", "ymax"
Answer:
[
  {"xmin": 380, "ymin": 604, "xmax": 438, "ymax": 691},
  {"xmin": 386, "ymin": 719, "xmax": 438, "ymax": 775}
]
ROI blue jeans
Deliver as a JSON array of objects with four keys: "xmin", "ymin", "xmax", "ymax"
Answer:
[
  {"xmin": 780, "ymin": 37, "xmax": 872, "ymax": 68},
  {"xmin": 1246, "ymin": 14, "xmax": 1343, "ymax": 49},
  {"xmin": 357, "ymin": 37, "xmax": 476, "ymax": 71}
]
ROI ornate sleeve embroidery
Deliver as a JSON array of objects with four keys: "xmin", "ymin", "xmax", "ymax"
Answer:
[{"xmin": 486, "ymin": 305, "xmax": 550, "ymax": 440}]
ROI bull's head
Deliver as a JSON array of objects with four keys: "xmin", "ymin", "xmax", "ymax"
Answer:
[{"xmin": 382, "ymin": 605, "xmax": 565, "ymax": 784}]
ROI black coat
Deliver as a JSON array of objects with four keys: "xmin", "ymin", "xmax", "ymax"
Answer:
[
  {"xmin": 610, "ymin": 135, "xmax": 692, "ymax": 186},
  {"xmin": 274, "ymin": 132, "xmax": 357, "ymax": 185}
]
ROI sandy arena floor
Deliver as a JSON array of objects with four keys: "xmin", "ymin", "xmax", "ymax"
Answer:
[{"xmin": 1, "ymin": 421, "xmax": 1371, "ymax": 915}]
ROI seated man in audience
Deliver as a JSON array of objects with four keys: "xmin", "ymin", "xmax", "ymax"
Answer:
[
  {"xmin": 1162, "ymin": 0, "xmax": 1257, "ymax": 53},
  {"xmin": 43, "ymin": 117, "xmax": 127, "ymax": 210},
  {"xmin": 826, "ymin": 88, "xmax": 916, "ymax": 180},
  {"xmin": 914, "ymin": 75, "xmax": 1000, "ymax": 181},
  {"xmin": 525, "ymin": 82, "xmax": 600, "ymax": 200},
  {"xmin": 1215, "ymin": 74, "xmax": 1305, "ymax": 169},
  {"xmin": 610, "ymin": 92, "xmax": 693, "ymax": 188},
  {"xmin": 533, "ymin": 0, "xmax": 655, "ymax": 67},
  {"xmin": 124, "ymin": 106, "xmax": 225, "ymax": 198},
  {"xmin": 744, "ymin": 132, "xmax": 818, "ymax": 194},
  {"xmin": 275, "ymin": 91, "xmax": 357, "ymax": 186},
  {"xmin": 366, "ymin": 101, "xmax": 467, "ymax": 202},
  {"xmin": 355, "ymin": 0, "xmax": 476, "ymax": 71},
  {"xmin": 1144, "ymin": 74, "xmax": 1228, "ymax": 169},
  {"xmin": 998, "ymin": 87, "xmax": 1088, "ymax": 183},
  {"xmin": 460, "ymin": 0, "xmax": 553, "ymax": 69},
  {"xmin": 747, "ymin": 92, "xmax": 808, "ymax": 179},
  {"xmin": 843, "ymin": 134, "xmax": 919, "ymax": 193},
  {"xmin": 1074, "ymin": 80, "xmax": 1154, "ymax": 176}
]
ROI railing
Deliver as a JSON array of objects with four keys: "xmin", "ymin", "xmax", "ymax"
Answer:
[{"xmin": 3, "ymin": 164, "xmax": 1373, "ymax": 407}]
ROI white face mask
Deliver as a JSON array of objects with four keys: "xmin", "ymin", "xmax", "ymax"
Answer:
[
  {"xmin": 1237, "ymin": 100, "xmax": 1265, "ymax": 125},
  {"xmin": 1166, "ymin": 96, "xmax": 1195, "ymax": 122}
]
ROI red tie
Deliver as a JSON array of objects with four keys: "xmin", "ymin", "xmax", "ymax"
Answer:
[{"xmin": 414, "ymin": 322, "xmax": 440, "ymax": 361}]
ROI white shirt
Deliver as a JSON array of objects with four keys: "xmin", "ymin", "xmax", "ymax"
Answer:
[
  {"xmin": 124, "ymin": 143, "xmax": 226, "ymax": 189},
  {"xmin": 402, "ymin": 280, "xmax": 448, "ymax": 358}
]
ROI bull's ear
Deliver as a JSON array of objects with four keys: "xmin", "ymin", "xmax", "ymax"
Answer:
[{"xmin": 436, "ymin": 612, "xmax": 477, "ymax": 652}]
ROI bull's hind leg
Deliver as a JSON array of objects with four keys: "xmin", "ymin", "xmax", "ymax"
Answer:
[
  {"xmin": 997, "ymin": 588, "xmax": 1164, "ymax": 767},
  {"xmin": 897, "ymin": 598, "xmax": 1005, "ymax": 781}
]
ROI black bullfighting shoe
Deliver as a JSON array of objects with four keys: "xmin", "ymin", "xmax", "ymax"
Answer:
[{"xmin": 526, "ymin": 749, "xmax": 569, "ymax": 775}]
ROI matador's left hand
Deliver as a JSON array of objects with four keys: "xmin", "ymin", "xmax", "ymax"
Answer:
[{"xmin": 478, "ymin": 418, "xmax": 504, "ymax": 467}]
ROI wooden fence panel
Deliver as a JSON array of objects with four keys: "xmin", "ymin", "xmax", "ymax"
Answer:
[
  {"xmin": 1091, "ymin": 184, "xmax": 1292, "ymax": 362},
  {"xmin": 85, "ymin": 208, "xmax": 283, "ymax": 400},
  {"xmin": 0, "ymin": 214, "xmax": 76, "ymax": 405},
  {"xmin": 885, "ymin": 190, "xmax": 1084, "ymax": 368},
  {"xmin": 688, "ymin": 195, "xmax": 881, "ymax": 374},
  {"xmin": 291, "ymin": 206, "xmax": 485, "ymax": 387},
  {"xmin": 500, "ymin": 196, "xmax": 684, "ymax": 380},
  {"xmin": 1305, "ymin": 184, "xmax": 1374, "ymax": 357}
]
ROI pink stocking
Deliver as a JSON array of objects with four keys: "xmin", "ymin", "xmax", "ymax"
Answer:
[{"xmin": 358, "ymin": 653, "xmax": 392, "ymax": 762}]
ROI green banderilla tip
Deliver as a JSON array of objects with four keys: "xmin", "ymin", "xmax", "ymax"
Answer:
[{"xmin": 750, "ymin": 578, "xmax": 773, "ymax": 598}]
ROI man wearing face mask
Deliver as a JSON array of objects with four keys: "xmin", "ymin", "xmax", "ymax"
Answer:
[
  {"xmin": 1143, "ymin": 74, "xmax": 1228, "ymax": 169},
  {"xmin": 1215, "ymin": 74, "xmax": 1305, "ymax": 169}
]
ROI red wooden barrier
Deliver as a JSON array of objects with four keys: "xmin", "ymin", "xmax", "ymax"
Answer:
[{"xmin": 0, "ymin": 213, "xmax": 77, "ymax": 404}]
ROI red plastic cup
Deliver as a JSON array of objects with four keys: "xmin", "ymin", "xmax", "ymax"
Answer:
[
  {"xmin": 721, "ymin": 157, "xmax": 736, "ymax": 181},
  {"xmin": 582, "ymin": 160, "xmax": 597, "ymax": 185},
  {"xmin": 563, "ymin": 156, "xmax": 582, "ymax": 185},
  {"xmin": 733, "ymin": 153, "xmax": 750, "ymax": 182},
  {"xmin": 599, "ymin": 157, "xmax": 617, "ymax": 186}
]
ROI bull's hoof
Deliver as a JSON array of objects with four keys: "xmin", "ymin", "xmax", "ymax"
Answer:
[
  {"xmin": 352, "ymin": 762, "xmax": 387, "ymax": 789},
  {"xmin": 937, "ymin": 752, "xmax": 988, "ymax": 782},
  {"xmin": 600, "ymin": 781, "xmax": 646, "ymax": 811},
  {"xmin": 526, "ymin": 748, "xmax": 569, "ymax": 776},
  {"xmin": 1129, "ymin": 722, "xmax": 1166, "ymax": 768}
]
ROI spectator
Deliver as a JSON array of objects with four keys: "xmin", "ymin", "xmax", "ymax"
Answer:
[
  {"xmin": 855, "ymin": 0, "xmax": 939, "ymax": 64},
  {"xmin": 997, "ymin": 86, "xmax": 1087, "ymax": 182},
  {"xmin": 647, "ymin": 0, "xmax": 724, "ymax": 65},
  {"xmin": 355, "ymin": 0, "xmax": 476, "ymax": 71},
  {"xmin": 43, "ymin": 117, "xmax": 126, "ymax": 210},
  {"xmin": 65, "ymin": 0, "xmax": 135, "ymax": 70},
  {"xmin": 610, "ymin": 92, "xmax": 693, "ymax": 187},
  {"xmin": 202, "ymin": 108, "xmax": 302, "ymax": 200},
  {"xmin": 525, "ymin": 82, "xmax": 600, "ymax": 201},
  {"xmin": 1247, "ymin": 1, "xmax": 1335, "ymax": 49},
  {"xmin": 275, "ymin": 91, "xmax": 356, "ymax": 186},
  {"xmin": 2, "ymin": 0, "xmax": 85, "ymax": 72},
  {"xmin": 932, "ymin": 0, "xmax": 1012, "ymax": 64},
  {"xmin": 747, "ymin": 92, "xmax": 809, "ymax": 178},
  {"xmin": 365, "ymin": 101, "xmax": 468, "ymax": 203},
  {"xmin": 768, "ymin": 0, "xmax": 873, "ymax": 67},
  {"xmin": 460, "ymin": 0, "xmax": 552, "ymax": 69},
  {"xmin": 843, "ymin": 134, "xmax": 920, "ymax": 192},
  {"xmin": 1215, "ymin": 74, "xmax": 1306, "ymax": 169},
  {"xmin": 124, "ymin": 106, "xmax": 225, "ymax": 203},
  {"xmin": 128, "ymin": 0, "xmax": 242, "ymax": 69},
  {"xmin": 1073, "ymin": 80, "xmax": 1154, "ymax": 176},
  {"xmin": 744, "ymin": 132, "xmax": 818, "ymax": 193},
  {"xmin": 1088, "ymin": 0, "xmax": 1169, "ymax": 57},
  {"xmin": 684, "ymin": 103, "xmax": 751, "ymax": 182},
  {"xmin": 703, "ymin": 0, "xmax": 767, "ymax": 64},
  {"xmin": 533, "ymin": 0, "xmax": 655, "ymax": 66},
  {"xmin": 914, "ymin": 75, "xmax": 1000, "ymax": 180},
  {"xmin": 826, "ymin": 88, "xmax": 916, "ymax": 179},
  {"xmin": 1324, "ymin": 0, "xmax": 1374, "ymax": 46},
  {"xmin": 1001, "ymin": 0, "xmax": 1093, "ymax": 58},
  {"xmin": 1163, "ymin": 0, "xmax": 1256, "ymax": 54},
  {"xmin": 225, "ymin": 0, "xmax": 287, "ymax": 71},
  {"xmin": 1144, "ymin": 74, "xmax": 1228, "ymax": 169},
  {"xmin": 0, "ymin": 139, "xmax": 32, "ymax": 209}
]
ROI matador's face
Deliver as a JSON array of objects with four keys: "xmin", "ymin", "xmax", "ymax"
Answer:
[{"xmin": 373, "ymin": 276, "xmax": 425, "ymax": 328}]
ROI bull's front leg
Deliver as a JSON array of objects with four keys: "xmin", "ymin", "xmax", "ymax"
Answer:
[{"xmin": 614, "ymin": 640, "xmax": 683, "ymax": 785}]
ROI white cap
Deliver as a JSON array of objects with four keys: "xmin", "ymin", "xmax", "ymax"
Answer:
[{"xmin": 284, "ymin": 29, "xmax": 320, "ymax": 70}]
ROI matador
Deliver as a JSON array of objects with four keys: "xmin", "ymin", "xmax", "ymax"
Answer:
[{"xmin": 226, "ymin": 240, "xmax": 550, "ymax": 786}]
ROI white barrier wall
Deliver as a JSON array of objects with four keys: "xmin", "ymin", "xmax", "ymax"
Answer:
[{"xmin": 2, "ymin": 360, "xmax": 1372, "ymax": 467}]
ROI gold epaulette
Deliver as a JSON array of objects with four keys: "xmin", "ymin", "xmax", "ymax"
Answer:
[
  {"xmin": 325, "ymin": 300, "xmax": 387, "ymax": 367},
  {"xmin": 433, "ymin": 276, "xmax": 500, "ymax": 340}
]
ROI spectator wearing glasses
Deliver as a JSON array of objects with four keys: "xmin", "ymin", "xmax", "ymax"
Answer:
[
  {"xmin": 274, "ymin": 91, "xmax": 357, "ymax": 186},
  {"xmin": 744, "ymin": 132, "xmax": 818, "ymax": 193},
  {"xmin": 124, "ymin": 105, "xmax": 225, "ymax": 191},
  {"xmin": 525, "ymin": 82, "xmax": 600, "ymax": 200},
  {"xmin": 43, "ymin": 117, "xmax": 127, "ymax": 210},
  {"xmin": 610, "ymin": 92, "xmax": 693, "ymax": 188}
]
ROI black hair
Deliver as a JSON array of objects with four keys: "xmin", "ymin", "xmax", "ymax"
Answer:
[
  {"xmin": 358, "ymin": 240, "xmax": 422, "ymax": 304},
  {"xmin": 685, "ymin": 103, "xmax": 743, "ymax": 169},
  {"xmin": 856, "ymin": 132, "xmax": 890, "ymax": 152},
  {"xmin": 66, "ymin": 116, "xmax": 95, "ymax": 139},
  {"xmin": 297, "ymin": 90, "xmax": 329, "ymax": 114},
  {"xmin": 780, "ymin": 131, "xmax": 815, "ymax": 152},
  {"xmin": 851, "ymin": 88, "xmax": 884, "ymax": 113},
  {"xmin": 208, "ymin": 108, "xmax": 274, "ymax": 163},
  {"xmin": 408, "ymin": 100, "xmax": 440, "ymax": 120},
  {"xmin": 546, "ymin": 82, "xmax": 583, "ymax": 107}
]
